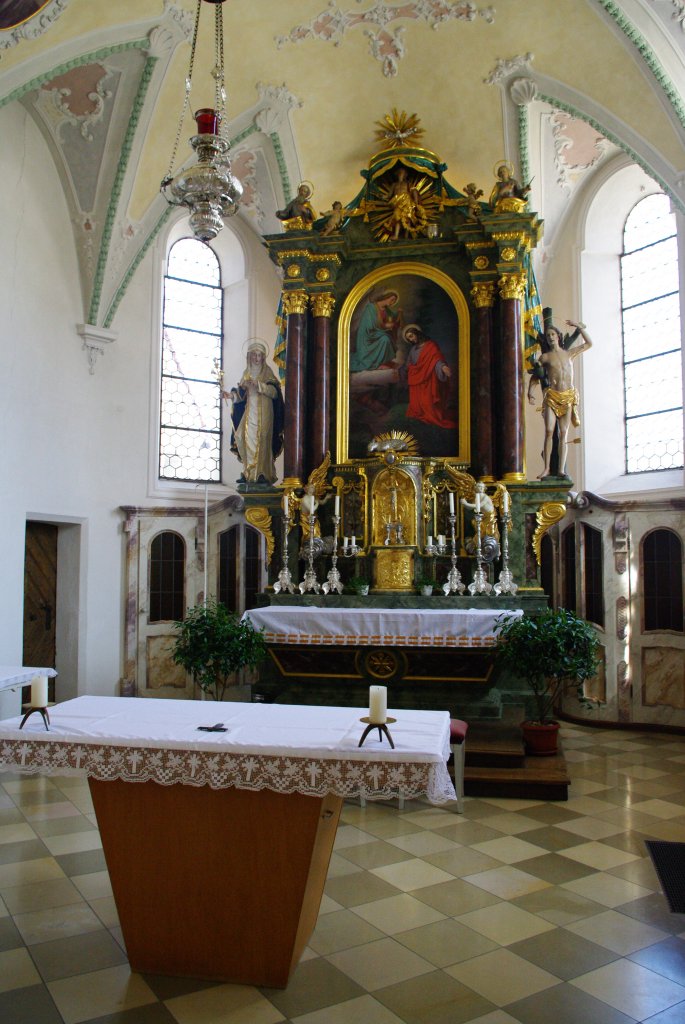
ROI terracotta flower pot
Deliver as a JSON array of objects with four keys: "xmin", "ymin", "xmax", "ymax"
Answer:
[{"xmin": 521, "ymin": 720, "xmax": 560, "ymax": 756}]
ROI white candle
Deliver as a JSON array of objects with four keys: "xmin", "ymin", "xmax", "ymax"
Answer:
[
  {"xmin": 283, "ymin": 494, "xmax": 289, "ymax": 517},
  {"xmin": 334, "ymin": 495, "xmax": 340, "ymax": 515},
  {"xmin": 351, "ymin": 535, "xmax": 356, "ymax": 546},
  {"xmin": 343, "ymin": 536, "xmax": 349, "ymax": 548},
  {"xmin": 369, "ymin": 685, "xmax": 387, "ymax": 724},
  {"xmin": 475, "ymin": 491, "xmax": 481, "ymax": 513},
  {"xmin": 438, "ymin": 534, "xmax": 446, "ymax": 546},
  {"xmin": 31, "ymin": 675, "xmax": 48, "ymax": 708},
  {"xmin": 503, "ymin": 490, "xmax": 509, "ymax": 515},
  {"xmin": 427, "ymin": 535, "xmax": 433, "ymax": 547},
  {"xmin": 448, "ymin": 491, "xmax": 455, "ymax": 514}
]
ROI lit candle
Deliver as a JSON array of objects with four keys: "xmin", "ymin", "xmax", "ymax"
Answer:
[
  {"xmin": 448, "ymin": 491, "xmax": 455, "ymax": 514},
  {"xmin": 369, "ymin": 685, "xmax": 387, "ymax": 724},
  {"xmin": 334, "ymin": 495, "xmax": 340, "ymax": 516},
  {"xmin": 31, "ymin": 675, "xmax": 48, "ymax": 708},
  {"xmin": 475, "ymin": 491, "xmax": 481, "ymax": 513}
]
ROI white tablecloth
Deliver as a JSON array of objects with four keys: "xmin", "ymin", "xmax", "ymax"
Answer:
[
  {"xmin": 0, "ymin": 667, "xmax": 57, "ymax": 693},
  {"xmin": 244, "ymin": 607, "xmax": 521, "ymax": 647},
  {"xmin": 0, "ymin": 696, "xmax": 456, "ymax": 804}
]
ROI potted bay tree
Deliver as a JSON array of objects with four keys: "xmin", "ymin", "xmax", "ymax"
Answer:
[
  {"xmin": 172, "ymin": 599, "xmax": 267, "ymax": 701},
  {"xmin": 493, "ymin": 607, "xmax": 600, "ymax": 754}
]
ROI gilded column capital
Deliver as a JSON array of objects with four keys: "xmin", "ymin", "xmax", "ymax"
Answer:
[
  {"xmin": 281, "ymin": 289, "xmax": 309, "ymax": 316},
  {"xmin": 470, "ymin": 282, "xmax": 496, "ymax": 308},
  {"xmin": 498, "ymin": 273, "xmax": 526, "ymax": 302},
  {"xmin": 310, "ymin": 292, "xmax": 336, "ymax": 318}
]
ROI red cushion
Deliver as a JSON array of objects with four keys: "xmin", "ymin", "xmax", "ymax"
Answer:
[{"xmin": 450, "ymin": 718, "xmax": 468, "ymax": 744}]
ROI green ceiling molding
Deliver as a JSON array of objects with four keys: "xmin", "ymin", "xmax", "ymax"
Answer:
[
  {"xmin": 104, "ymin": 208, "xmax": 171, "ymax": 328},
  {"xmin": 594, "ymin": 0, "xmax": 685, "ymax": 131},
  {"xmin": 0, "ymin": 40, "xmax": 149, "ymax": 107},
  {"xmin": 89, "ymin": 53, "xmax": 158, "ymax": 325},
  {"xmin": 518, "ymin": 103, "xmax": 530, "ymax": 188},
  {"xmin": 537, "ymin": 90, "xmax": 685, "ymax": 214},
  {"xmin": 269, "ymin": 132, "xmax": 292, "ymax": 201}
]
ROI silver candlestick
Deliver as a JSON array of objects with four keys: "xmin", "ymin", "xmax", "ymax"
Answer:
[
  {"xmin": 323, "ymin": 513, "xmax": 344, "ymax": 594},
  {"xmin": 342, "ymin": 537, "xmax": 361, "ymax": 557},
  {"xmin": 494, "ymin": 500, "xmax": 518, "ymax": 595},
  {"xmin": 467, "ymin": 506, "xmax": 492, "ymax": 595},
  {"xmin": 273, "ymin": 503, "xmax": 296, "ymax": 594},
  {"xmin": 299, "ymin": 512, "xmax": 321, "ymax": 593},
  {"xmin": 442, "ymin": 513, "xmax": 465, "ymax": 594}
]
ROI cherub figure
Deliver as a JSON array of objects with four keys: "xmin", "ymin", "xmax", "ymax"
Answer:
[
  {"xmin": 319, "ymin": 201, "xmax": 344, "ymax": 236},
  {"xmin": 457, "ymin": 182, "xmax": 484, "ymax": 223}
]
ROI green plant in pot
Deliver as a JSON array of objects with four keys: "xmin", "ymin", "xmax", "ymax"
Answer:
[
  {"xmin": 416, "ymin": 573, "xmax": 435, "ymax": 595},
  {"xmin": 493, "ymin": 607, "xmax": 600, "ymax": 754},
  {"xmin": 172, "ymin": 599, "xmax": 267, "ymax": 701},
  {"xmin": 347, "ymin": 575, "xmax": 370, "ymax": 596}
]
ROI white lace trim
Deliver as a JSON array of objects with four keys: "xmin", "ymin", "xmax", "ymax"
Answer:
[{"xmin": 0, "ymin": 739, "xmax": 457, "ymax": 804}]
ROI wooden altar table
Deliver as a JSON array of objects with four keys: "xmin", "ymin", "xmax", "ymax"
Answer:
[{"xmin": 0, "ymin": 696, "xmax": 454, "ymax": 987}]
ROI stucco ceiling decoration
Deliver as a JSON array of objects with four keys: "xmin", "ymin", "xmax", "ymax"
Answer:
[
  {"xmin": 0, "ymin": 0, "xmax": 68, "ymax": 50},
  {"xmin": 550, "ymin": 111, "xmax": 612, "ymax": 190},
  {"xmin": 38, "ymin": 65, "xmax": 112, "ymax": 141},
  {"xmin": 275, "ymin": 0, "xmax": 495, "ymax": 77},
  {"xmin": 655, "ymin": 0, "xmax": 685, "ymax": 32}
]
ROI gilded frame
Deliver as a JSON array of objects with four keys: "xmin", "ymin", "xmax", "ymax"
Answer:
[{"xmin": 336, "ymin": 262, "xmax": 470, "ymax": 464}]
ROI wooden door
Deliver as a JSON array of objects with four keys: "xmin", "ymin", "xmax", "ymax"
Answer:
[{"xmin": 23, "ymin": 522, "xmax": 57, "ymax": 703}]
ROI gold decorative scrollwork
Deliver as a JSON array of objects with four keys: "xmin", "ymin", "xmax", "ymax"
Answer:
[
  {"xmin": 470, "ymin": 282, "xmax": 496, "ymax": 308},
  {"xmin": 245, "ymin": 507, "xmax": 275, "ymax": 564},
  {"xmin": 532, "ymin": 501, "xmax": 567, "ymax": 565},
  {"xmin": 498, "ymin": 273, "xmax": 526, "ymax": 301},
  {"xmin": 276, "ymin": 251, "xmax": 342, "ymax": 266},
  {"xmin": 281, "ymin": 289, "xmax": 308, "ymax": 316},
  {"xmin": 492, "ymin": 230, "xmax": 531, "ymax": 252},
  {"xmin": 310, "ymin": 292, "xmax": 336, "ymax": 318}
]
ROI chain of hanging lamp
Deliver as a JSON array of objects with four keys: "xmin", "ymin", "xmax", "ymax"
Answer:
[{"xmin": 160, "ymin": 0, "xmax": 242, "ymax": 242}]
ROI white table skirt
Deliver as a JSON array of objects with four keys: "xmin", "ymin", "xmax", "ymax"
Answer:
[
  {"xmin": 244, "ymin": 606, "xmax": 521, "ymax": 647},
  {"xmin": 0, "ymin": 667, "xmax": 57, "ymax": 693},
  {"xmin": 0, "ymin": 696, "xmax": 457, "ymax": 804}
]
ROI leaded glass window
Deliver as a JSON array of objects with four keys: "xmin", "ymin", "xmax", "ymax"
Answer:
[
  {"xmin": 160, "ymin": 239, "xmax": 222, "ymax": 481},
  {"xmin": 149, "ymin": 532, "xmax": 185, "ymax": 622},
  {"xmin": 621, "ymin": 194, "xmax": 684, "ymax": 473}
]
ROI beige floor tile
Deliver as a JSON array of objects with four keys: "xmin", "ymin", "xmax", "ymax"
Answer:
[
  {"xmin": 325, "ymin": 852, "xmax": 364, "ymax": 878},
  {"xmin": 471, "ymin": 836, "xmax": 549, "ymax": 864},
  {"xmin": 0, "ymin": 822, "xmax": 37, "ymax": 845},
  {"xmin": 48, "ymin": 964, "xmax": 157, "ymax": 1024},
  {"xmin": 399, "ymin": 807, "xmax": 462, "ymax": 828},
  {"xmin": 462, "ymin": 865, "xmax": 551, "ymax": 900},
  {"xmin": 558, "ymin": 840, "xmax": 638, "ymax": 870},
  {"xmin": 351, "ymin": 892, "xmax": 445, "ymax": 935},
  {"xmin": 461, "ymin": 1013, "xmax": 525, "ymax": 1024},
  {"xmin": 291, "ymin": 993, "xmax": 405, "ymax": 1024},
  {"xmin": 561, "ymin": 870, "xmax": 652, "ymax": 908},
  {"xmin": 456, "ymin": 902, "xmax": 556, "ymax": 945},
  {"xmin": 605, "ymin": 857, "xmax": 658, "ymax": 888},
  {"xmin": 639, "ymin": 819, "xmax": 685, "ymax": 841},
  {"xmin": 370, "ymin": 857, "xmax": 454, "ymax": 891},
  {"xmin": 394, "ymin": 916, "xmax": 499, "ymax": 966},
  {"xmin": 318, "ymin": 893, "xmax": 343, "ymax": 915},
  {"xmin": 327, "ymin": 936, "xmax": 434, "ymax": 991},
  {"xmin": 20, "ymin": 802, "xmax": 84, "ymax": 821},
  {"xmin": 631, "ymin": 797, "xmax": 685, "ymax": 818},
  {"xmin": 562, "ymin": 778, "xmax": 610, "ymax": 795},
  {"xmin": 308, "ymin": 907, "xmax": 385, "ymax": 954},
  {"xmin": 41, "ymin": 830, "xmax": 103, "ymax": 856},
  {"xmin": 413, "ymin": 877, "xmax": 503, "ymax": 916},
  {"xmin": 166, "ymin": 984, "xmax": 286, "ymax": 1024},
  {"xmin": 338, "ymin": 840, "xmax": 413, "ymax": 870},
  {"xmin": 570, "ymin": 957, "xmax": 685, "ymax": 1019},
  {"xmin": 614, "ymin": 765, "xmax": 669, "ymax": 780},
  {"xmin": 562, "ymin": 796, "xmax": 620, "ymax": 816},
  {"xmin": 386, "ymin": 830, "xmax": 459, "ymax": 856},
  {"xmin": 512, "ymin": 886, "xmax": 608, "ymax": 925},
  {"xmin": 477, "ymin": 798, "xmax": 546, "ymax": 812},
  {"xmin": 0, "ymin": 946, "xmax": 42, "ymax": 993},
  {"xmin": 2, "ymin": 778, "xmax": 59, "ymax": 795},
  {"xmin": 473, "ymin": 812, "xmax": 543, "ymax": 835},
  {"xmin": 70, "ymin": 869, "xmax": 113, "ymax": 900},
  {"xmin": 446, "ymin": 947, "xmax": 559, "ymax": 1005},
  {"xmin": 1, "ymin": 875, "xmax": 83, "ymax": 914},
  {"xmin": 0, "ymin": 854, "xmax": 65, "ymax": 889},
  {"xmin": 13, "ymin": 901, "xmax": 104, "ymax": 945},
  {"xmin": 334, "ymin": 824, "xmax": 382, "ymax": 850},
  {"xmin": 565, "ymin": 908, "xmax": 669, "ymax": 953},
  {"xmin": 424, "ymin": 845, "xmax": 502, "ymax": 877},
  {"xmin": 553, "ymin": 816, "xmax": 624, "ymax": 840},
  {"xmin": 88, "ymin": 895, "xmax": 120, "ymax": 928}
]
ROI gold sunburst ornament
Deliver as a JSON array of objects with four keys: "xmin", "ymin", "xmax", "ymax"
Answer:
[{"xmin": 374, "ymin": 110, "xmax": 425, "ymax": 149}]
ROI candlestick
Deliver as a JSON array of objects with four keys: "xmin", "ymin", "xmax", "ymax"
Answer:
[
  {"xmin": 368, "ymin": 685, "xmax": 387, "ymax": 724},
  {"xmin": 442, "ymin": 512, "xmax": 465, "ymax": 594},
  {"xmin": 274, "ymin": 500, "xmax": 296, "ymax": 594},
  {"xmin": 323, "ymin": 512, "xmax": 344, "ymax": 595}
]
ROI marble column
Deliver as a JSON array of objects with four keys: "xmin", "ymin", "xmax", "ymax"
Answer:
[
  {"xmin": 496, "ymin": 273, "xmax": 527, "ymax": 481},
  {"xmin": 309, "ymin": 293, "xmax": 336, "ymax": 476},
  {"xmin": 469, "ymin": 281, "xmax": 496, "ymax": 482},
  {"xmin": 281, "ymin": 290, "xmax": 308, "ymax": 488}
]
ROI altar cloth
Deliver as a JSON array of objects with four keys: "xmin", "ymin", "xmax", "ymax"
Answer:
[
  {"xmin": 244, "ymin": 606, "xmax": 522, "ymax": 647},
  {"xmin": 0, "ymin": 666, "xmax": 58, "ymax": 693},
  {"xmin": 0, "ymin": 696, "xmax": 456, "ymax": 804}
]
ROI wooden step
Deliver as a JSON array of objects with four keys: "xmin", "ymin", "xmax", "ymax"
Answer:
[{"xmin": 465, "ymin": 750, "xmax": 570, "ymax": 801}]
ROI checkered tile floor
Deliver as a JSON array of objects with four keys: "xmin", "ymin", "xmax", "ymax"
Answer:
[{"xmin": 1, "ymin": 722, "xmax": 684, "ymax": 1023}]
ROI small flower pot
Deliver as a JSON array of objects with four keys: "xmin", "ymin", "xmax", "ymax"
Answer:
[
  {"xmin": 420, "ymin": 585, "xmax": 433, "ymax": 596},
  {"xmin": 521, "ymin": 720, "xmax": 560, "ymax": 756}
]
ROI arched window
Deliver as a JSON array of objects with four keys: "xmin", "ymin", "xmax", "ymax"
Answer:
[
  {"xmin": 218, "ymin": 525, "xmax": 263, "ymax": 612},
  {"xmin": 149, "ymin": 532, "xmax": 185, "ymax": 622},
  {"xmin": 642, "ymin": 528, "xmax": 684, "ymax": 632},
  {"xmin": 621, "ymin": 194, "xmax": 683, "ymax": 474},
  {"xmin": 160, "ymin": 238, "xmax": 222, "ymax": 482}
]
